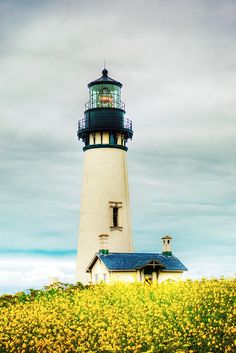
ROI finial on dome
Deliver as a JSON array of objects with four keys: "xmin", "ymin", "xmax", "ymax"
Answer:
[{"xmin": 102, "ymin": 68, "xmax": 108, "ymax": 77}]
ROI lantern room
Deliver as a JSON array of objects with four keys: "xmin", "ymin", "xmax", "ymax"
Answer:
[
  {"xmin": 77, "ymin": 68, "xmax": 133, "ymax": 151},
  {"xmin": 86, "ymin": 69, "xmax": 124, "ymax": 110}
]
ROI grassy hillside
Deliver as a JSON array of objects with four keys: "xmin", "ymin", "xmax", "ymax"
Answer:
[{"xmin": 0, "ymin": 278, "xmax": 235, "ymax": 353}]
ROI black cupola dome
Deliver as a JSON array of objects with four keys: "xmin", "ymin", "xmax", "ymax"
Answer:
[{"xmin": 88, "ymin": 69, "xmax": 122, "ymax": 88}]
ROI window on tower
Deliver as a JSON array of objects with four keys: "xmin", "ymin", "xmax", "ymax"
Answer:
[
  {"xmin": 109, "ymin": 201, "xmax": 123, "ymax": 231},
  {"xmin": 113, "ymin": 207, "xmax": 118, "ymax": 227},
  {"xmin": 109, "ymin": 132, "xmax": 118, "ymax": 144}
]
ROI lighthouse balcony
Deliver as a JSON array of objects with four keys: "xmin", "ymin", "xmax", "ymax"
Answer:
[{"xmin": 77, "ymin": 111, "xmax": 133, "ymax": 140}]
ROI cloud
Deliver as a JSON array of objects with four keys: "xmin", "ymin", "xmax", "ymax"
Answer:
[
  {"xmin": 0, "ymin": 253, "xmax": 76, "ymax": 295},
  {"xmin": 183, "ymin": 254, "xmax": 236, "ymax": 280}
]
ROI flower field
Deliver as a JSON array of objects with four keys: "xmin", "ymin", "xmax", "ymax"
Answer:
[{"xmin": 0, "ymin": 278, "xmax": 235, "ymax": 353}]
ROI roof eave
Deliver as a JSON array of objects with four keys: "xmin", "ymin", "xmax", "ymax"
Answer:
[
  {"xmin": 162, "ymin": 269, "xmax": 188, "ymax": 272},
  {"xmin": 86, "ymin": 253, "xmax": 99, "ymax": 272}
]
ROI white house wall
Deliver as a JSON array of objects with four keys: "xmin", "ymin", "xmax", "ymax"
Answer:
[
  {"xmin": 110, "ymin": 271, "xmax": 137, "ymax": 283},
  {"xmin": 158, "ymin": 272, "xmax": 183, "ymax": 283},
  {"xmin": 89, "ymin": 258, "xmax": 110, "ymax": 283}
]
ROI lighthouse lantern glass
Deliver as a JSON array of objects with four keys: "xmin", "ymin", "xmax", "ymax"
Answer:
[{"xmin": 88, "ymin": 84, "xmax": 122, "ymax": 109}]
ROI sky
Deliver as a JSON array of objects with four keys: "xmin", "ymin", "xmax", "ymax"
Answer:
[{"xmin": 0, "ymin": 0, "xmax": 235, "ymax": 294}]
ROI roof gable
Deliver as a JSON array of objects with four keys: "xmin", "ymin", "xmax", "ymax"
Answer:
[{"xmin": 134, "ymin": 258, "xmax": 165, "ymax": 269}]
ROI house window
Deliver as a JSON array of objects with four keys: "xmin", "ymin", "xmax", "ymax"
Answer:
[
  {"xmin": 95, "ymin": 274, "xmax": 98, "ymax": 283},
  {"xmin": 103, "ymin": 274, "xmax": 107, "ymax": 282}
]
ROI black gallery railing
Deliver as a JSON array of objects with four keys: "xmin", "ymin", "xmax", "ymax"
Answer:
[{"xmin": 78, "ymin": 117, "xmax": 133, "ymax": 132}]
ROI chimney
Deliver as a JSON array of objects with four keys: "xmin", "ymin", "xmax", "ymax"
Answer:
[
  {"xmin": 161, "ymin": 235, "xmax": 172, "ymax": 256},
  {"xmin": 99, "ymin": 234, "xmax": 109, "ymax": 254}
]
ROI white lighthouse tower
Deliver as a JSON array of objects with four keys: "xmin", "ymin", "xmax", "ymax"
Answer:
[{"xmin": 77, "ymin": 69, "xmax": 133, "ymax": 283}]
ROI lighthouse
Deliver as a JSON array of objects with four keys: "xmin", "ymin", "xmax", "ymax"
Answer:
[{"xmin": 77, "ymin": 68, "xmax": 133, "ymax": 283}]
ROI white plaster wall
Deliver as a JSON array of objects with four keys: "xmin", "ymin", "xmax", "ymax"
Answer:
[
  {"xmin": 110, "ymin": 271, "xmax": 137, "ymax": 283},
  {"xmin": 158, "ymin": 271, "xmax": 183, "ymax": 283},
  {"xmin": 95, "ymin": 132, "xmax": 101, "ymax": 144},
  {"xmin": 88, "ymin": 132, "xmax": 125, "ymax": 146},
  {"xmin": 102, "ymin": 132, "xmax": 109, "ymax": 144},
  {"xmin": 110, "ymin": 271, "xmax": 182, "ymax": 284},
  {"xmin": 77, "ymin": 147, "xmax": 133, "ymax": 283},
  {"xmin": 89, "ymin": 261, "xmax": 136, "ymax": 284}
]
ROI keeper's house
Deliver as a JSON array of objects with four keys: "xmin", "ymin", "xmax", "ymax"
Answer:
[{"xmin": 86, "ymin": 235, "xmax": 187, "ymax": 284}]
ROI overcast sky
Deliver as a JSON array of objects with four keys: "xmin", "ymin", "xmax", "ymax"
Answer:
[{"xmin": 0, "ymin": 0, "xmax": 235, "ymax": 294}]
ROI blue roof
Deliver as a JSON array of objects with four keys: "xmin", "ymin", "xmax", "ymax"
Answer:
[{"xmin": 91, "ymin": 253, "xmax": 187, "ymax": 272}]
